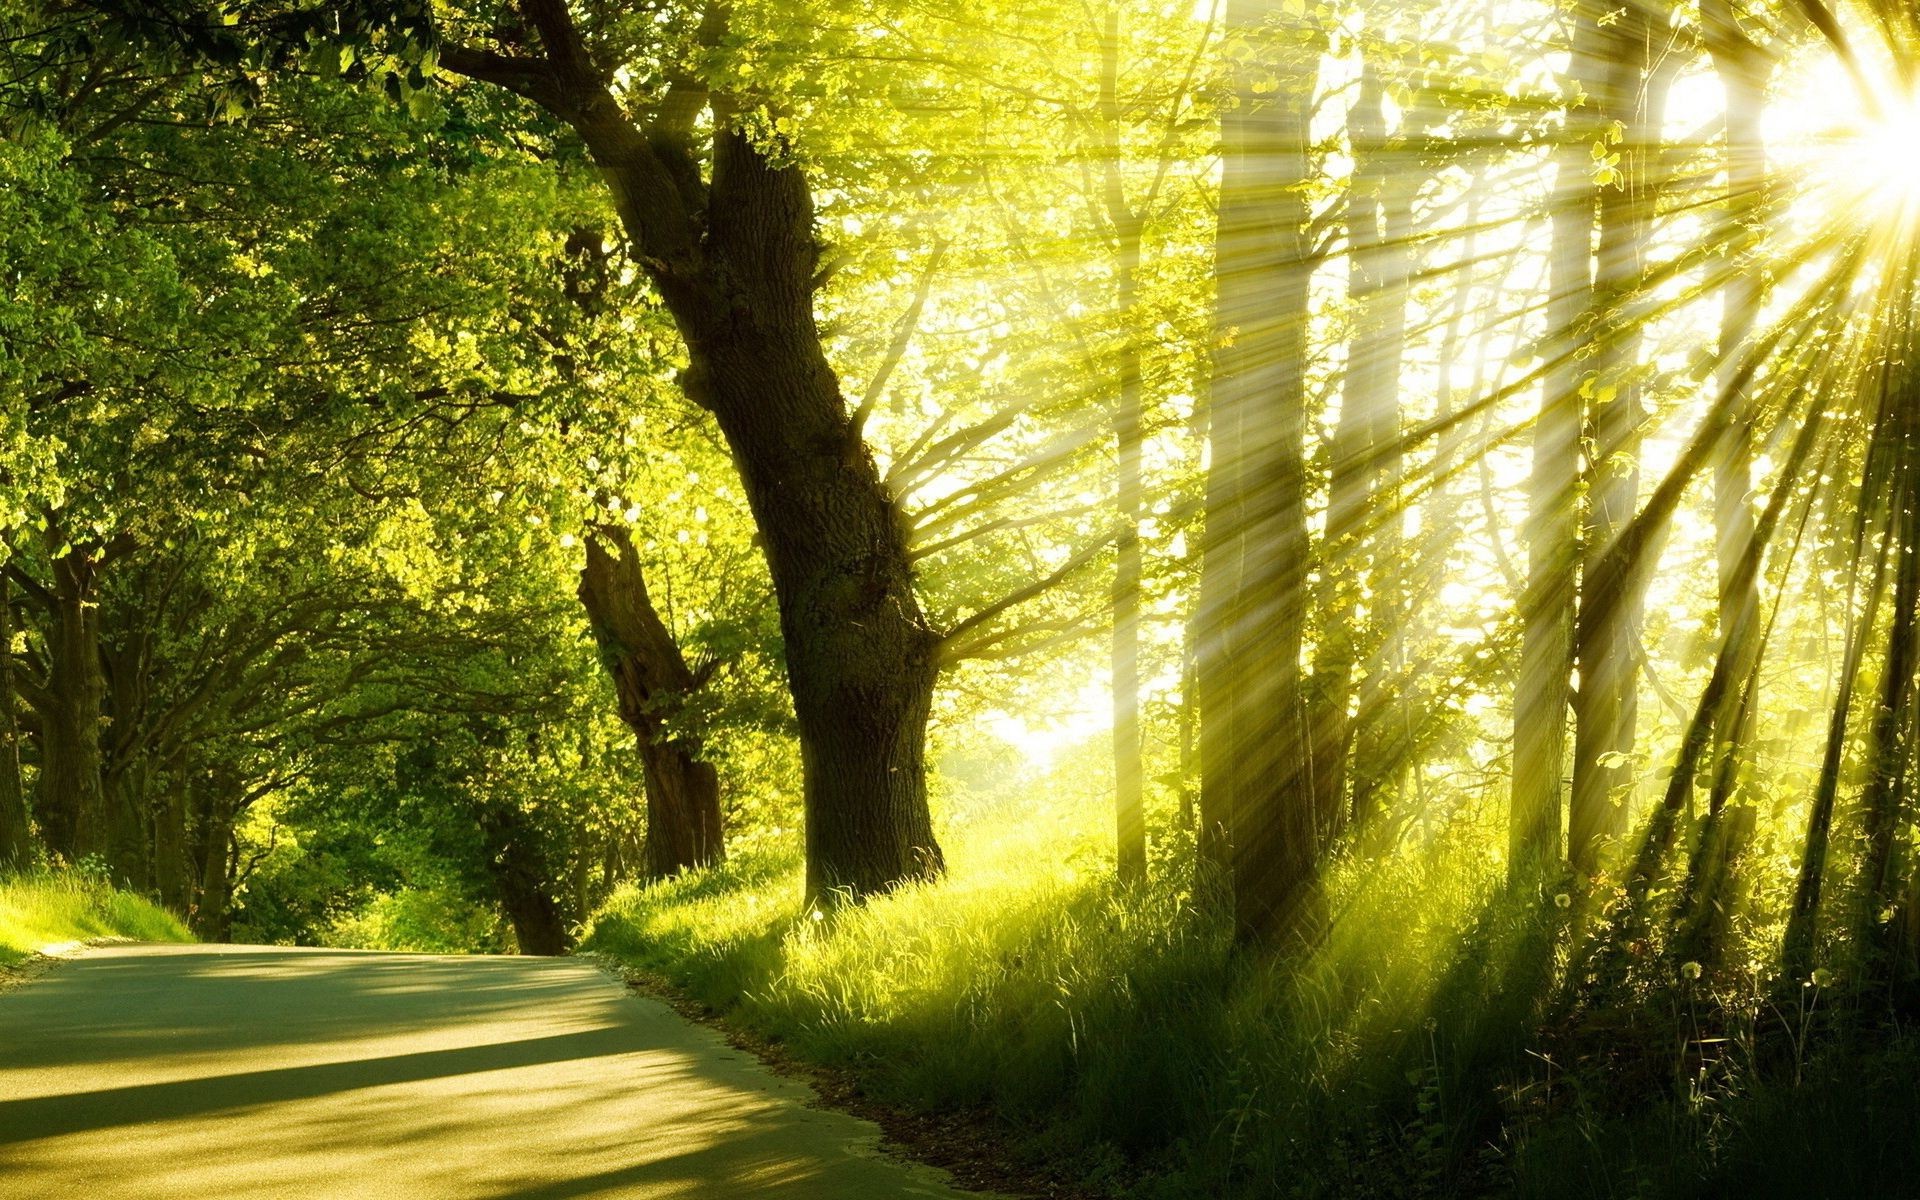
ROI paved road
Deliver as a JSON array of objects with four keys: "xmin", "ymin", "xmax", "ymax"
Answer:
[{"xmin": 0, "ymin": 944, "xmax": 997, "ymax": 1199}]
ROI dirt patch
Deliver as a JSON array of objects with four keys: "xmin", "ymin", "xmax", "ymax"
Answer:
[
  {"xmin": 0, "ymin": 951, "xmax": 62, "ymax": 995},
  {"xmin": 587, "ymin": 955, "xmax": 1117, "ymax": 1200},
  {"xmin": 0, "ymin": 938, "xmax": 137, "ymax": 995}
]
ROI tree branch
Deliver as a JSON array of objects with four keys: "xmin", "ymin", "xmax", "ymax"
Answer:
[{"xmin": 937, "ymin": 526, "xmax": 1118, "ymax": 663}]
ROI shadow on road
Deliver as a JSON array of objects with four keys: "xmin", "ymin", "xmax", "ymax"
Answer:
[{"xmin": 0, "ymin": 944, "xmax": 985, "ymax": 1200}]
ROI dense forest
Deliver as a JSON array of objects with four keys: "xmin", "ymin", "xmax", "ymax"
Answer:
[{"xmin": 3, "ymin": 0, "xmax": 1920, "ymax": 1194}]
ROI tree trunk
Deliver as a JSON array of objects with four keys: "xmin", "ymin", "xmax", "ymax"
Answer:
[
  {"xmin": 577, "ymin": 524, "xmax": 723, "ymax": 878},
  {"xmin": 684, "ymin": 132, "xmax": 946, "ymax": 900},
  {"xmin": 1679, "ymin": 3, "xmax": 1771, "ymax": 962},
  {"xmin": 1100, "ymin": 9, "xmax": 1147, "ymax": 885},
  {"xmin": 1317, "ymin": 58, "xmax": 1415, "ymax": 838},
  {"xmin": 41, "ymin": 545, "xmax": 112, "ymax": 876},
  {"xmin": 445, "ymin": 8, "xmax": 943, "ymax": 901},
  {"xmin": 1198, "ymin": 1, "xmax": 1324, "ymax": 944},
  {"xmin": 192, "ymin": 788, "xmax": 236, "ymax": 942},
  {"xmin": 1857, "ymin": 395, "xmax": 1920, "ymax": 938},
  {"xmin": 1569, "ymin": 16, "xmax": 1661, "ymax": 875},
  {"xmin": 1706, "ymin": 0, "xmax": 1768, "ymax": 779},
  {"xmin": 0, "ymin": 572, "xmax": 32, "ymax": 869},
  {"xmin": 481, "ymin": 807, "xmax": 569, "ymax": 956},
  {"xmin": 154, "ymin": 779, "xmax": 193, "ymax": 913},
  {"xmin": 1511, "ymin": 5, "xmax": 1611, "ymax": 872}
]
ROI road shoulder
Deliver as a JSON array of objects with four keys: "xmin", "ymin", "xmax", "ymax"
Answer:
[{"xmin": 586, "ymin": 953, "xmax": 1107, "ymax": 1200}]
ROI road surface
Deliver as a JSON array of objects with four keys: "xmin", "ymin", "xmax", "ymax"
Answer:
[{"xmin": 0, "ymin": 943, "xmax": 999, "ymax": 1199}]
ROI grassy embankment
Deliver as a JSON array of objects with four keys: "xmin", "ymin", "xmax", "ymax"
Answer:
[
  {"xmin": 582, "ymin": 795, "xmax": 1920, "ymax": 1199},
  {"xmin": 0, "ymin": 870, "xmax": 192, "ymax": 969}
]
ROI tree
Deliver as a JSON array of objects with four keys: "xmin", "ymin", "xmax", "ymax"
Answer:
[
  {"xmin": 1197, "ymin": 0, "xmax": 1324, "ymax": 943},
  {"xmin": 577, "ymin": 522, "xmax": 723, "ymax": 878},
  {"xmin": 436, "ymin": 1, "xmax": 945, "ymax": 899},
  {"xmin": 0, "ymin": 572, "xmax": 30, "ymax": 868},
  {"xmin": 1511, "ymin": 0, "xmax": 1654, "ymax": 874}
]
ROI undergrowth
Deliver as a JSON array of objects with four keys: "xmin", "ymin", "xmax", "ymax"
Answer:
[
  {"xmin": 583, "ymin": 797, "xmax": 1920, "ymax": 1197},
  {"xmin": 585, "ymin": 800, "xmax": 1538, "ymax": 1196}
]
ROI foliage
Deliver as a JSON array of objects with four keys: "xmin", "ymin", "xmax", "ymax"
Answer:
[{"xmin": 7, "ymin": 0, "xmax": 1920, "ymax": 1192}]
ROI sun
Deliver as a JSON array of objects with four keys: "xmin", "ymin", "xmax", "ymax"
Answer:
[
  {"xmin": 1772, "ymin": 55, "xmax": 1920, "ymax": 230},
  {"xmin": 1827, "ymin": 85, "xmax": 1920, "ymax": 223}
]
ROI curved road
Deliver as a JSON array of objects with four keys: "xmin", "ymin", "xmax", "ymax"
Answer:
[{"xmin": 0, "ymin": 944, "xmax": 998, "ymax": 1199}]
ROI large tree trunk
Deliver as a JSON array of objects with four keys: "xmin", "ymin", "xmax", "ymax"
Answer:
[
  {"xmin": 1197, "ymin": 0, "xmax": 1323, "ymax": 945},
  {"xmin": 445, "ymin": 4, "xmax": 943, "ymax": 901},
  {"xmin": 679, "ymin": 132, "xmax": 946, "ymax": 900},
  {"xmin": 41, "ymin": 545, "xmax": 113, "ymax": 876},
  {"xmin": 577, "ymin": 524, "xmax": 723, "ymax": 878},
  {"xmin": 0, "ymin": 572, "xmax": 33, "ymax": 868}
]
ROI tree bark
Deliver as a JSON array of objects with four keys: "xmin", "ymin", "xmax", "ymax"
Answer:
[
  {"xmin": 481, "ymin": 807, "xmax": 570, "ymax": 956},
  {"xmin": 1316, "ymin": 57, "xmax": 1414, "ymax": 838},
  {"xmin": 0, "ymin": 572, "xmax": 32, "ymax": 868},
  {"xmin": 577, "ymin": 524, "xmax": 723, "ymax": 878},
  {"xmin": 40, "ymin": 544, "xmax": 113, "ymax": 876},
  {"xmin": 1099, "ymin": 8, "xmax": 1147, "ymax": 885},
  {"xmin": 1511, "ymin": 5, "xmax": 1612, "ymax": 872},
  {"xmin": 1569, "ymin": 15, "xmax": 1662, "ymax": 875},
  {"xmin": 191, "ymin": 785, "xmax": 236, "ymax": 942},
  {"xmin": 1856, "ymin": 390, "xmax": 1920, "ymax": 938},
  {"xmin": 1678, "ymin": 2, "xmax": 1771, "ymax": 962},
  {"xmin": 1198, "ymin": 1, "xmax": 1324, "ymax": 944},
  {"xmin": 444, "ymin": 2, "xmax": 943, "ymax": 901},
  {"xmin": 1705, "ymin": 0, "xmax": 1768, "ymax": 776}
]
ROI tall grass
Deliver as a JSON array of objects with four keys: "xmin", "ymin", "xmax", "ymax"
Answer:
[
  {"xmin": 0, "ymin": 869, "xmax": 192, "ymax": 968},
  {"xmin": 583, "ymin": 797, "xmax": 1554, "ymax": 1196}
]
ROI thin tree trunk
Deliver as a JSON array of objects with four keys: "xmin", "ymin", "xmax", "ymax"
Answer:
[
  {"xmin": 154, "ymin": 778, "xmax": 193, "ymax": 913},
  {"xmin": 1100, "ymin": 8, "xmax": 1147, "ymax": 885},
  {"xmin": 1679, "ymin": 3, "xmax": 1771, "ymax": 961},
  {"xmin": 577, "ymin": 524, "xmax": 723, "ymax": 878},
  {"xmin": 0, "ymin": 571, "xmax": 31, "ymax": 869},
  {"xmin": 192, "ymin": 785, "xmax": 236, "ymax": 941},
  {"xmin": 1857, "ymin": 378, "xmax": 1920, "ymax": 937},
  {"xmin": 1783, "ymin": 378, "xmax": 1903, "ymax": 975},
  {"xmin": 1512, "ymin": 6, "xmax": 1611, "ymax": 872},
  {"xmin": 1318, "ymin": 58, "xmax": 1415, "ymax": 837},
  {"xmin": 1569, "ymin": 17, "xmax": 1662, "ymax": 875},
  {"xmin": 1706, "ymin": 0, "xmax": 1768, "ymax": 781},
  {"xmin": 42, "ymin": 544, "xmax": 111, "ymax": 876}
]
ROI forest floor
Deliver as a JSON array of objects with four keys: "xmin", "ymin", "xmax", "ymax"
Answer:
[{"xmin": 0, "ymin": 943, "xmax": 1010, "ymax": 1199}]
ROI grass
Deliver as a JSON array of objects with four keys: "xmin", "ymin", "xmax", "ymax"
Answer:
[
  {"xmin": 582, "ymin": 792, "xmax": 1920, "ymax": 1198},
  {"xmin": 582, "ymin": 797, "xmax": 1553, "ymax": 1196},
  {"xmin": 0, "ymin": 869, "xmax": 193, "ymax": 968}
]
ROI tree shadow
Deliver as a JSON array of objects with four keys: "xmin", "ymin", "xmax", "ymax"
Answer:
[{"xmin": 0, "ymin": 945, "xmax": 987, "ymax": 1199}]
